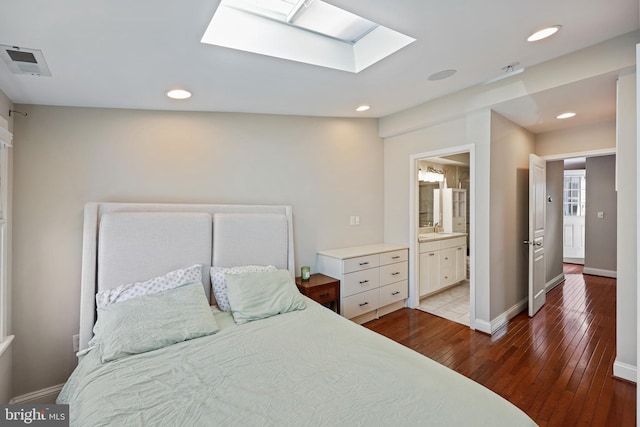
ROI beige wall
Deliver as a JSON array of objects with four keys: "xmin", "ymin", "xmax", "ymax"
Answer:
[
  {"xmin": 544, "ymin": 161, "xmax": 565, "ymax": 287},
  {"xmin": 535, "ymin": 119, "xmax": 616, "ymax": 158},
  {"xmin": 489, "ymin": 112, "xmax": 535, "ymax": 319},
  {"xmin": 380, "ymin": 32, "xmax": 638, "ymax": 334},
  {"xmin": 383, "ymin": 109, "xmax": 495, "ymax": 329},
  {"xmin": 584, "ymin": 155, "xmax": 617, "ymax": 273},
  {"xmin": 12, "ymin": 105, "xmax": 384, "ymax": 396}
]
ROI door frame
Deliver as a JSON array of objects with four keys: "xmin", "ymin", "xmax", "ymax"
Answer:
[
  {"xmin": 409, "ymin": 144, "xmax": 475, "ymax": 330},
  {"xmin": 540, "ymin": 147, "xmax": 616, "ymax": 268}
]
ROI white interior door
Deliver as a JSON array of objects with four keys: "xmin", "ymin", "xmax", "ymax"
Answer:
[
  {"xmin": 562, "ymin": 170, "xmax": 586, "ymax": 261},
  {"xmin": 527, "ymin": 154, "xmax": 546, "ymax": 317}
]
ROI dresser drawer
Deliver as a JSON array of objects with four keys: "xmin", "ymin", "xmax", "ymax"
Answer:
[
  {"xmin": 379, "ymin": 280, "xmax": 408, "ymax": 307},
  {"xmin": 342, "ymin": 268, "xmax": 380, "ymax": 297},
  {"xmin": 379, "ymin": 261, "xmax": 408, "ymax": 286},
  {"xmin": 343, "ymin": 254, "xmax": 379, "ymax": 274},
  {"xmin": 342, "ymin": 288, "xmax": 379, "ymax": 319},
  {"xmin": 379, "ymin": 249, "xmax": 408, "ymax": 266},
  {"xmin": 308, "ymin": 285, "xmax": 338, "ymax": 305}
]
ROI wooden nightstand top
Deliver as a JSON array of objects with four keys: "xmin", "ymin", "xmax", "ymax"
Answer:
[
  {"xmin": 295, "ymin": 273, "xmax": 340, "ymax": 313},
  {"xmin": 295, "ymin": 273, "xmax": 339, "ymax": 289}
]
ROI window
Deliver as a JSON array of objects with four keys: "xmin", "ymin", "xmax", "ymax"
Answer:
[{"xmin": 563, "ymin": 170, "xmax": 586, "ymax": 217}]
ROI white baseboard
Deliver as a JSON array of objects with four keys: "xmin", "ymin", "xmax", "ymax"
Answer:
[
  {"xmin": 563, "ymin": 258, "xmax": 584, "ymax": 265},
  {"xmin": 10, "ymin": 383, "xmax": 64, "ymax": 405},
  {"xmin": 473, "ymin": 298, "xmax": 528, "ymax": 335},
  {"xmin": 474, "ymin": 319, "xmax": 491, "ymax": 334},
  {"xmin": 613, "ymin": 360, "xmax": 637, "ymax": 383},
  {"xmin": 490, "ymin": 298, "xmax": 528, "ymax": 334},
  {"xmin": 545, "ymin": 273, "xmax": 565, "ymax": 292},
  {"xmin": 582, "ymin": 267, "xmax": 617, "ymax": 278}
]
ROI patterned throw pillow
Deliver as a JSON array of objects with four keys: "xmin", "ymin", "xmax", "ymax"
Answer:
[
  {"xmin": 210, "ymin": 265, "xmax": 277, "ymax": 311},
  {"xmin": 96, "ymin": 264, "xmax": 202, "ymax": 309}
]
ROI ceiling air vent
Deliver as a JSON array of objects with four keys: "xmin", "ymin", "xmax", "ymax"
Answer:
[{"xmin": 0, "ymin": 45, "xmax": 51, "ymax": 76}]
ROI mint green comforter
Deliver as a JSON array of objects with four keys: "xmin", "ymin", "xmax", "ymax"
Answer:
[{"xmin": 58, "ymin": 299, "xmax": 536, "ymax": 426}]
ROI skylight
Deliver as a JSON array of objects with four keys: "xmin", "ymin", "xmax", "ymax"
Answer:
[{"xmin": 201, "ymin": 0, "xmax": 415, "ymax": 73}]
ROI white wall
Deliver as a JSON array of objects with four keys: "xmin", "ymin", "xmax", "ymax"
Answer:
[
  {"xmin": 616, "ymin": 71, "xmax": 637, "ymax": 382},
  {"xmin": 0, "ymin": 89, "xmax": 13, "ymax": 403},
  {"xmin": 12, "ymin": 105, "xmax": 384, "ymax": 396}
]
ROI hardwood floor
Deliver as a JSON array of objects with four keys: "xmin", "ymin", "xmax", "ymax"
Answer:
[{"xmin": 364, "ymin": 266, "xmax": 636, "ymax": 426}]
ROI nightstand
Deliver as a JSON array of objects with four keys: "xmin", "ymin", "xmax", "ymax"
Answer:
[{"xmin": 295, "ymin": 273, "xmax": 340, "ymax": 313}]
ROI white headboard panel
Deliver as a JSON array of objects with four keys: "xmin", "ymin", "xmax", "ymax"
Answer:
[
  {"xmin": 213, "ymin": 213, "xmax": 289, "ymax": 269},
  {"xmin": 98, "ymin": 212, "xmax": 213, "ymax": 294},
  {"xmin": 79, "ymin": 202, "xmax": 295, "ymax": 351}
]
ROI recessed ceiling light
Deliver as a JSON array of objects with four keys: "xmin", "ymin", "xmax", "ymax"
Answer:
[
  {"xmin": 428, "ymin": 69, "xmax": 457, "ymax": 81},
  {"xmin": 166, "ymin": 89, "xmax": 192, "ymax": 99},
  {"xmin": 356, "ymin": 105, "xmax": 370, "ymax": 112},
  {"xmin": 527, "ymin": 25, "xmax": 562, "ymax": 42},
  {"xmin": 557, "ymin": 112, "xmax": 576, "ymax": 119}
]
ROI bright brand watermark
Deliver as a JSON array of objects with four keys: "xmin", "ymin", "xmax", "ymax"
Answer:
[{"xmin": 1, "ymin": 405, "xmax": 68, "ymax": 426}]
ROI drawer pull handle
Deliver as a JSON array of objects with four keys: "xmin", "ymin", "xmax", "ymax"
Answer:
[
  {"xmin": 444, "ymin": 257, "xmax": 449, "ymax": 260},
  {"xmin": 391, "ymin": 272, "xmax": 400, "ymax": 276},
  {"xmin": 429, "ymin": 253, "xmax": 435, "ymax": 257},
  {"xmin": 359, "ymin": 280, "xmax": 369, "ymax": 284},
  {"xmin": 458, "ymin": 247, "xmax": 463, "ymax": 250},
  {"xmin": 359, "ymin": 262, "xmax": 370, "ymax": 266},
  {"xmin": 359, "ymin": 302, "xmax": 369, "ymax": 307},
  {"xmin": 391, "ymin": 291, "xmax": 400, "ymax": 296},
  {"xmin": 319, "ymin": 293, "xmax": 330, "ymax": 298},
  {"xmin": 392, "ymin": 256, "xmax": 400, "ymax": 259}
]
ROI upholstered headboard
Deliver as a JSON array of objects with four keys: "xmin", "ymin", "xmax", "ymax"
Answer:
[{"xmin": 79, "ymin": 202, "xmax": 295, "ymax": 351}]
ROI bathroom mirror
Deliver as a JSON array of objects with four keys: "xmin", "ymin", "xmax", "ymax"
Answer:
[
  {"xmin": 418, "ymin": 155, "xmax": 470, "ymax": 229},
  {"xmin": 418, "ymin": 182, "xmax": 439, "ymax": 227}
]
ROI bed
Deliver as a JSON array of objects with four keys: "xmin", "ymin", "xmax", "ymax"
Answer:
[{"xmin": 58, "ymin": 202, "xmax": 536, "ymax": 426}]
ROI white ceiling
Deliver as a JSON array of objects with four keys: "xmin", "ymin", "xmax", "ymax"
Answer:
[{"xmin": 0, "ymin": 0, "xmax": 638, "ymax": 133}]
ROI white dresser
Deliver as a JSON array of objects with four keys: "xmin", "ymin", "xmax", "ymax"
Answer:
[{"xmin": 317, "ymin": 244, "xmax": 408, "ymax": 324}]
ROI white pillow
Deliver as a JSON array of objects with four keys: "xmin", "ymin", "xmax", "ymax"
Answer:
[
  {"xmin": 96, "ymin": 264, "xmax": 203, "ymax": 309},
  {"xmin": 210, "ymin": 265, "xmax": 277, "ymax": 311}
]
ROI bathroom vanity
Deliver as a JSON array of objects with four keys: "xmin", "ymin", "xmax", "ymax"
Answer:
[{"xmin": 419, "ymin": 232, "xmax": 467, "ymax": 298}]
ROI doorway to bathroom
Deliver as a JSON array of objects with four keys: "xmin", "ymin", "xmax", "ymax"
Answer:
[{"xmin": 410, "ymin": 147, "xmax": 474, "ymax": 328}]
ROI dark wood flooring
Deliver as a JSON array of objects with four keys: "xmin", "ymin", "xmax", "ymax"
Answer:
[{"xmin": 364, "ymin": 264, "xmax": 636, "ymax": 426}]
